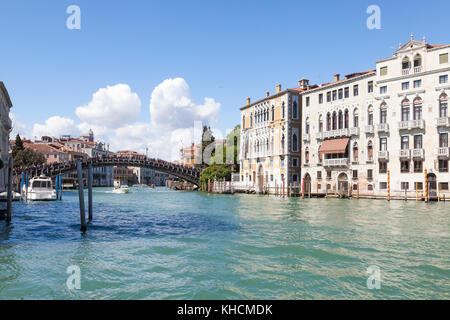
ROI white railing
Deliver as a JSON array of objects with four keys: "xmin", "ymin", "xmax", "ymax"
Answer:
[
  {"xmin": 436, "ymin": 117, "xmax": 450, "ymax": 127},
  {"xmin": 414, "ymin": 66, "xmax": 422, "ymax": 74},
  {"xmin": 399, "ymin": 119, "xmax": 425, "ymax": 130},
  {"xmin": 322, "ymin": 129, "xmax": 350, "ymax": 139},
  {"xmin": 410, "ymin": 119, "xmax": 425, "ymax": 129},
  {"xmin": 399, "ymin": 149, "xmax": 410, "ymax": 159},
  {"xmin": 323, "ymin": 158, "xmax": 349, "ymax": 167},
  {"xmin": 338, "ymin": 128, "xmax": 349, "ymax": 137},
  {"xmin": 377, "ymin": 123, "xmax": 389, "ymax": 132},
  {"xmin": 365, "ymin": 125, "xmax": 374, "ymax": 134},
  {"xmin": 378, "ymin": 150, "xmax": 389, "ymax": 160},
  {"xmin": 437, "ymin": 147, "xmax": 449, "ymax": 158},
  {"xmin": 349, "ymin": 127, "xmax": 360, "ymax": 136},
  {"xmin": 412, "ymin": 148, "xmax": 425, "ymax": 159},
  {"xmin": 402, "ymin": 69, "xmax": 410, "ymax": 76},
  {"xmin": 303, "ymin": 134, "xmax": 310, "ymax": 142},
  {"xmin": 316, "ymin": 132, "xmax": 323, "ymax": 140}
]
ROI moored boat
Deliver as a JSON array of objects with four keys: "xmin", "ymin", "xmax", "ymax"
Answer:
[{"xmin": 23, "ymin": 176, "xmax": 57, "ymax": 201}]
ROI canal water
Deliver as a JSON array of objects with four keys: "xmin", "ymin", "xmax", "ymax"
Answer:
[{"xmin": 0, "ymin": 187, "xmax": 448, "ymax": 299}]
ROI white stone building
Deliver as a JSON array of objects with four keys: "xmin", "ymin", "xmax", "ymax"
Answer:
[
  {"xmin": 0, "ymin": 82, "xmax": 12, "ymax": 192},
  {"xmin": 238, "ymin": 82, "xmax": 305, "ymax": 193},
  {"xmin": 301, "ymin": 36, "xmax": 450, "ymax": 199}
]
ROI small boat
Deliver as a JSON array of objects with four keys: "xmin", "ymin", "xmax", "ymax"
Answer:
[
  {"xmin": 0, "ymin": 191, "xmax": 22, "ymax": 202},
  {"xmin": 149, "ymin": 184, "xmax": 155, "ymax": 189},
  {"xmin": 112, "ymin": 185, "xmax": 130, "ymax": 194},
  {"xmin": 23, "ymin": 176, "xmax": 57, "ymax": 201}
]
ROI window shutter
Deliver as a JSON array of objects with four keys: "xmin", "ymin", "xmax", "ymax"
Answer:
[
  {"xmin": 380, "ymin": 67, "xmax": 388, "ymax": 76},
  {"xmin": 440, "ymin": 53, "xmax": 448, "ymax": 64}
]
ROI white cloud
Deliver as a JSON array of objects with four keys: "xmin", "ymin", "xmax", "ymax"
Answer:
[
  {"xmin": 75, "ymin": 84, "xmax": 141, "ymax": 127},
  {"xmin": 28, "ymin": 78, "xmax": 222, "ymax": 162},
  {"xmin": 149, "ymin": 78, "xmax": 220, "ymax": 130},
  {"xmin": 10, "ymin": 113, "xmax": 30, "ymax": 139},
  {"xmin": 32, "ymin": 116, "xmax": 81, "ymax": 139}
]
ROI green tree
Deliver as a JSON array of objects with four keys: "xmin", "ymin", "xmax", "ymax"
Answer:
[
  {"xmin": 11, "ymin": 134, "xmax": 24, "ymax": 159},
  {"xmin": 13, "ymin": 148, "xmax": 46, "ymax": 168},
  {"xmin": 196, "ymin": 125, "xmax": 215, "ymax": 169},
  {"xmin": 200, "ymin": 164, "xmax": 231, "ymax": 184}
]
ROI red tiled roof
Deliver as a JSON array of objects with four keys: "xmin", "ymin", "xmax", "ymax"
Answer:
[
  {"xmin": 24, "ymin": 143, "xmax": 63, "ymax": 154},
  {"xmin": 319, "ymin": 138, "xmax": 350, "ymax": 155}
]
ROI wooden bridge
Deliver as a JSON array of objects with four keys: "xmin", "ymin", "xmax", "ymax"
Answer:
[
  {"xmin": 13, "ymin": 156, "xmax": 201, "ymax": 186},
  {"xmin": 9, "ymin": 156, "xmax": 201, "ymax": 231}
]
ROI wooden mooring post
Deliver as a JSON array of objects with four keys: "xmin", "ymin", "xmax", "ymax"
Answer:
[
  {"xmin": 76, "ymin": 160, "xmax": 87, "ymax": 232},
  {"xmin": 88, "ymin": 162, "xmax": 93, "ymax": 221},
  {"xmin": 6, "ymin": 157, "xmax": 13, "ymax": 222}
]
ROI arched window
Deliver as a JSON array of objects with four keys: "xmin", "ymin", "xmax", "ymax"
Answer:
[
  {"xmin": 271, "ymin": 136, "xmax": 274, "ymax": 152},
  {"xmin": 250, "ymin": 112, "xmax": 253, "ymax": 127},
  {"xmin": 344, "ymin": 109, "xmax": 349, "ymax": 129},
  {"xmin": 332, "ymin": 111, "xmax": 337, "ymax": 130},
  {"xmin": 282, "ymin": 102, "xmax": 285, "ymax": 119},
  {"xmin": 402, "ymin": 56, "xmax": 410, "ymax": 70},
  {"xmin": 305, "ymin": 147, "xmax": 310, "ymax": 164},
  {"xmin": 305, "ymin": 117, "xmax": 310, "ymax": 134},
  {"xmin": 353, "ymin": 108, "xmax": 359, "ymax": 128},
  {"xmin": 380, "ymin": 103, "xmax": 387, "ymax": 124},
  {"xmin": 338, "ymin": 110, "xmax": 343, "ymax": 129},
  {"xmin": 266, "ymin": 108, "xmax": 269, "ymax": 122},
  {"xmin": 271, "ymin": 105, "xmax": 275, "ymax": 121},
  {"xmin": 319, "ymin": 115, "xmax": 323, "ymax": 132},
  {"xmin": 401, "ymin": 99, "xmax": 410, "ymax": 121},
  {"xmin": 281, "ymin": 134, "xmax": 285, "ymax": 154},
  {"xmin": 414, "ymin": 54, "xmax": 422, "ymax": 68},
  {"xmin": 293, "ymin": 101, "xmax": 298, "ymax": 119},
  {"xmin": 326, "ymin": 113, "xmax": 331, "ymax": 131},
  {"xmin": 368, "ymin": 105, "xmax": 374, "ymax": 125},
  {"xmin": 242, "ymin": 115, "xmax": 245, "ymax": 129},
  {"xmin": 367, "ymin": 141, "xmax": 373, "ymax": 161},
  {"xmin": 440, "ymin": 93, "xmax": 448, "ymax": 118},
  {"xmin": 353, "ymin": 142, "xmax": 359, "ymax": 162},
  {"xmin": 413, "ymin": 97, "xmax": 423, "ymax": 120},
  {"xmin": 292, "ymin": 133, "xmax": 298, "ymax": 152}
]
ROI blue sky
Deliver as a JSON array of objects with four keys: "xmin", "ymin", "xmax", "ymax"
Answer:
[{"xmin": 1, "ymin": 0, "xmax": 449, "ymax": 158}]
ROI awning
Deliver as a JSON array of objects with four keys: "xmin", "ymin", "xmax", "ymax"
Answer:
[{"xmin": 319, "ymin": 138, "xmax": 350, "ymax": 155}]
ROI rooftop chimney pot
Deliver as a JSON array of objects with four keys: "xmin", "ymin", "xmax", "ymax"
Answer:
[
  {"xmin": 334, "ymin": 74, "xmax": 340, "ymax": 82},
  {"xmin": 276, "ymin": 84, "xmax": 282, "ymax": 93}
]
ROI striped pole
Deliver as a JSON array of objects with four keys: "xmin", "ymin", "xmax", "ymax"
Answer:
[
  {"xmin": 25, "ymin": 172, "xmax": 29, "ymax": 201},
  {"xmin": 20, "ymin": 173, "xmax": 24, "ymax": 201},
  {"xmin": 387, "ymin": 170, "xmax": 390, "ymax": 201},
  {"xmin": 424, "ymin": 169, "xmax": 428, "ymax": 202}
]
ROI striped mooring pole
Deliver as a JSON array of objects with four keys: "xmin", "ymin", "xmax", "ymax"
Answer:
[
  {"xmin": 387, "ymin": 170, "xmax": 390, "ymax": 201},
  {"xmin": 424, "ymin": 169, "xmax": 428, "ymax": 202}
]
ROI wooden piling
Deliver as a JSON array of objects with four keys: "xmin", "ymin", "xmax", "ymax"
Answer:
[
  {"xmin": 76, "ymin": 160, "xmax": 87, "ymax": 232},
  {"xmin": 6, "ymin": 157, "xmax": 13, "ymax": 222},
  {"xmin": 416, "ymin": 182, "xmax": 418, "ymax": 202},
  {"xmin": 88, "ymin": 162, "xmax": 93, "ymax": 221},
  {"xmin": 437, "ymin": 183, "xmax": 440, "ymax": 203}
]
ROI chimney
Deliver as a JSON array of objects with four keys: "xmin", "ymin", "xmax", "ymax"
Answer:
[
  {"xmin": 266, "ymin": 91, "xmax": 270, "ymax": 98},
  {"xmin": 334, "ymin": 74, "xmax": 340, "ymax": 82},
  {"xmin": 246, "ymin": 97, "xmax": 251, "ymax": 105},
  {"xmin": 299, "ymin": 79, "xmax": 310, "ymax": 90},
  {"xmin": 276, "ymin": 84, "xmax": 282, "ymax": 93}
]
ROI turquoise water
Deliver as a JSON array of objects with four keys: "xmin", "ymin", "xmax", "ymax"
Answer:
[{"xmin": 0, "ymin": 187, "xmax": 448, "ymax": 299}]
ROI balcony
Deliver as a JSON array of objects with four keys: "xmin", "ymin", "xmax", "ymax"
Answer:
[
  {"xmin": 323, "ymin": 158, "xmax": 349, "ymax": 167},
  {"xmin": 437, "ymin": 117, "xmax": 450, "ymax": 127},
  {"xmin": 349, "ymin": 127, "xmax": 360, "ymax": 136},
  {"xmin": 316, "ymin": 132, "xmax": 323, "ymax": 140},
  {"xmin": 412, "ymin": 148, "xmax": 425, "ymax": 159},
  {"xmin": 414, "ymin": 66, "xmax": 422, "ymax": 74},
  {"xmin": 399, "ymin": 149, "xmax": 410, "ymax": 159},
  {"xmin": 323, "ymin": 129, "xmax": 349, "ymax": 139},
  {"xmin": 377, "ymin": 123, "xmax": 389, "ymax": 133},
  {"xmin": 437, "ymin": 147, "xmax": 449, "ymax": 158},
  {"xmin": 303, "ymin": 134, "xmax": 310, "ymax": 142},
  {"xmin": 378, "ymin": 150, "xmax": 389, "ymax": 160},
  {"xmin": 365, "ymin": 125, "xmax": 374, "ymax": 134},
  {"xmin": 402, "ymin": 69, "xmax": 410, "ymax": 76},
  {"xmin": 399, "ymin": 119, "xmax": 425, "ymax": 130}
]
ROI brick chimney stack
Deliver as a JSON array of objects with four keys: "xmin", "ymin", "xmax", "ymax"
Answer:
[{"xmin": 334, "ymin": 74, "xmax": 340, "ymax": 82}]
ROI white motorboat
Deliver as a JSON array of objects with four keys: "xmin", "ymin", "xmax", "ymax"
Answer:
[
  {"xmin": 112, "ymin": 185, "xmax": 130, "ymax": 194},
  {"xmin": 23, "ymin": 176, "xmax": 57, "ymax": 201}
]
